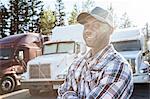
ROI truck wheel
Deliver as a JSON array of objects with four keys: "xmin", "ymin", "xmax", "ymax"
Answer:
[
  {"xmin": 0, "ymin": 76, "xmax": 16, "ymax": 94},
  {"xmin": 29, "ymin": 89, "xmax": 39, "ymax": 96}
]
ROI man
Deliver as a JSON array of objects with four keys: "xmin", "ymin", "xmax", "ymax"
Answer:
[{"xmin": 57, "ymin": 7, "xmax": 133, "ymax": 99}]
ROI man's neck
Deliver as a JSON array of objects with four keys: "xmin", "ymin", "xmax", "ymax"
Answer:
[{"xmin": 91, "ymin": 41, "xmax": 109, "ymax": 57}]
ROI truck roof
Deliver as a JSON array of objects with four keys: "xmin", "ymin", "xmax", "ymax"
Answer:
[
  {"xmin": 0, "ymin": 33, "xmax": 41, "ymax": 48},
  {"xmin": 44, "ymin": 40, "xmax": 75, "ymax": 45},
  {"xmin": 111, "ymin": 27, "xmax": 142, "ymax": 42},
  {"xmin": 51, "ymin": 24, "xmax": 85, "ymax": 43}
]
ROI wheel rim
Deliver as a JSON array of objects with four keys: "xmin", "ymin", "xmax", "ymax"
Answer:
[{"xmin": 2, "ymin": 79, "xmax": 12, "ymax": 91}]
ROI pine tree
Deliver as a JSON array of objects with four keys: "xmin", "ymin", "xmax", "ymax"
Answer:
[
  {"xmin": 119, "ymin": 12, "xmax": 133, "ymax": 29},
  {"xmin": 68, "ymin": 4, "xmax": 79, "ymax": 25},
  {"xmin": 67, "ymin": 0, "xmax": 95, "ymax": 25},
  {"xmin": 9, "ymin": 0, "xmax": 19, "ymax": 35},
  {"xmin": 0, "ymin": 2, "xmax": 9, "ymax": 38},
  {"xmin": 27, "ymin": 0, "xmax": 43, "ymax": 33},
  {"xmin": 19, "ymin": 0, "xmax": 30, "ymax": 33},
  {"xmin": 40, "ymin": 10, "xmax": 56, "ymax": 35},
  {"xmin": 55, "ymin": 0, "xmax": 66, "ymax": 26},
  {"xmin": 107, "ymin": 3, "xmax": 118, "ymax": 28},
  {"xmin": 82, "ymin": 0, "xmax": 95, "ymax": 12},
  {"xmin": 8, "ymin": 0, "xmax": 43, "ymax": 35}
]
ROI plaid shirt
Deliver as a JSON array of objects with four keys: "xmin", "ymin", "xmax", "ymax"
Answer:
[{"xmin": 58, "ymin": 44, "xmax": 133, "ymax": 99}]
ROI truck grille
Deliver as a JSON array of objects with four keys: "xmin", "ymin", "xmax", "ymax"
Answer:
[{"xmin": 29, "ymin": 64, "xmax": 51, "ymax": 78}]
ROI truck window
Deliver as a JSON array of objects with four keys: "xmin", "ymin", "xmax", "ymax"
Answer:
[
  {"xmin": 58, "ymin": 42, "xmax": 74, "ymax": 53},
  {"xmin": 112, "ymin": 40, "xmax": 141, "ymax": 52},
  {"xmin": 0, "ymin": 48, "xmax": 13, "ymax": 60},
  {"xmin": 43, "ymin": 43, "xmax": 57, "ymax": 54},
  {"xmin": 43, "ymin": 42, "xmax": 75, "ymax": 54}
]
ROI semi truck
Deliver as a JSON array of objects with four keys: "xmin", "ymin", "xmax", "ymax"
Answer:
[
  {"xmin": 21, "ymin": 24, "xmax": 87, "ymax": 95},
  {"xmin": 0, "ymin": 33, "xmax": 42, "ymax": 94},
  {"xmin": 111, "ymin": 27, "xmax": 150, "ymax": 83}
]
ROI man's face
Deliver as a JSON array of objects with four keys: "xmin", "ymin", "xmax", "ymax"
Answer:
[{"xmin": 83, "ymin": 16, "xmax": 111, "ymax": 48}]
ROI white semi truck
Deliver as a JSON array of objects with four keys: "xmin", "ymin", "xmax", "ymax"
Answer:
[
  {"xmin": 20, "ymin": 24, "xmax": 87, "ymax": 95},
  {"xmin": 111, "ymin": 27, "xmax": 150, "ymax": 83}
]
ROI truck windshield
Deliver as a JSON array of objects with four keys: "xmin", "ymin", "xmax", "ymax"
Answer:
[
  {"xmin": 43, "ymin": 42, "xmax": 75, "ymax": 54},
  {"xmin": 112, "ymin": 40, "xmax": 141, "ymax": 52},
  {"xmin": 0, "ymin": 48, "xmax": 13, "ymax": 60}
]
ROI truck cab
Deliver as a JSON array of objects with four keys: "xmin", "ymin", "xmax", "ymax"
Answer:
[
  {"xmin": 0, "ymin": 33, "xmax": 42, "ymax": 94},
  {"xmin": 21, "ymin": 24, "xmax": 87, "ymax": 95},
  {"xmin": 21, "ymin": 40, "xmax": 86, "ymax": 95},
  {"xmin": 111, "ymin": 28, "xmax": 150, "ymax": 83}
]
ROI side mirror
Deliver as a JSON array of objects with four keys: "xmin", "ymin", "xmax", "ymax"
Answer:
[
  {"xmin": 75, "ymin": 42, "xmax": 87, "ymax": 55},
  {"xmin": 36, "ymin": 49, "xmax": 42, "ymax": 56},
  {"xmin": 80, "ymin": 43, "xmax": 87, "ymax": 55},
  {"xmin": 75, "ymin": 43, "xmax": 80, "ymax": 54},
  {"xmin": 18, "ymin": 50, "xmax": 24, "ymax": 60}
]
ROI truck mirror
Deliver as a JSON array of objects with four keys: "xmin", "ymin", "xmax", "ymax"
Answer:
[
  {"xmin": 75, "ymin": 43, "xmax": 80, "ymax": 54},
  {"xmin": 36, "ymin": 50, "xmax": 42, "ymax": 56},
  {"xmin": 18, "ymin": 50, "xmax": 24, "ymax": 60},
  {"xmin": 77, "ymin": 43, "xmax": 87, "ymax": 55},
  {"xmin": 80, "ymin": 44, "xmax": 87, "ymax": 55}
]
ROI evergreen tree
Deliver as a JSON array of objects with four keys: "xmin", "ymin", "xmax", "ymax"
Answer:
[
  {"xmin": 55, "ymin": 0, "xmax": 66, "ymax": 26},
  {"xmin": 119, "ymin": 12, "xmax": 133, "ymax": 29},
  {"xmin": 107, "ymin": 3, "xmax": 118, "ymax": 28},
  {"xmin": 67, "ymin": 0, "xmax": 95, "ymax": 25},
  {"xmin": 9, "ymin": 0, "xmax": 19, "ymax": 35},
  {"xmin": 68, "ymin": 4, "xmax": 78, "ymax": 25},
  {"xmin": 19, "ymin": 0, "xmax": 30, "ymax": 33},
  {"xmin": 0, "ymin": 3, "xmax": 9, "ymax": 38},
  {"xmin": 40, "ymin": 10, "xmax": 56, "ymax": 35},
  {"xmin": 27, "ymin": 0, "xmax": 43, "ymax": 33},
  {"xmin": 82, "ymin": 0, "xmax": 95, "ymax": 12},
  {"xmin": 8, "ymin": 0, "xmax": 43, "ymax": 35}
]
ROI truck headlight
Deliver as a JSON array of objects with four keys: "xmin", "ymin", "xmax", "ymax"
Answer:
[{"xmin": 21, "ymin": 72, "xmax": 29, "ymax": 80}]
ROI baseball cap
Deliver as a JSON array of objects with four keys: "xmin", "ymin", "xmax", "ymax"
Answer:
[{"xmin": 77, "ymin": 7, "xmax": 113, "ymax": 28}]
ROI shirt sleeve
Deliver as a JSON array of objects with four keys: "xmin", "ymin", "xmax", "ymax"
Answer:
[
  {"xmin": 57, "ymin": 69, "xmax": 73, "ymax": 98},
  {"xmin": 86, "ymin": 62, "xmax": 133, "ymax": 99}
]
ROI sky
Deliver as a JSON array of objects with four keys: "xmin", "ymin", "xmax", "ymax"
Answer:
[
  {"xmin": 1, "ymin": 0, "xmax": 150, "ymax": 27},
  {"xmin": 42, "ymin": 0, "xmax": 150, "ymax": 27}
]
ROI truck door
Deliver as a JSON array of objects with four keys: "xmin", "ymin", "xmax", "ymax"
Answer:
[{"xmin": 15, "ymin": 48, "xmax": 28, "ymax": 72}]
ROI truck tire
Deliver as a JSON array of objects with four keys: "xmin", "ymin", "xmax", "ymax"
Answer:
[
  {"xmin": 29, "ymin": 89, "xmax": 40, "ymax": 96},
  {"xmin": 0, "ymin": 76, "xmax": 16, "ymax": 94}
]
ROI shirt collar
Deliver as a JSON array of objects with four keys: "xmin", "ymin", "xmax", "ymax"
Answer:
[{"xmin": 85, "ymin": 44, "xmax": 114, "ymax": 60}]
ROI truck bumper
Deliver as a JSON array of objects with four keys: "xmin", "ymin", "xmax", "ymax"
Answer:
[
  {"xmin": 133, "ymin": 73, "xmax": 150, "ymax": 83},
  {"xmin": 21, "ymin": 79, "xmax": 64, "ymax": 90}
]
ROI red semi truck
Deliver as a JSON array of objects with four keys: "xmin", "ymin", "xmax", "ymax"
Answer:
[{"xmin": 0, "ymin": 33, "xmax": 42, "ymax": 94}]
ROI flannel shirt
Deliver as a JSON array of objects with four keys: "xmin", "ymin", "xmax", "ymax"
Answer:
[{"xmin": 57, "ymin": 44, "xmax": 133, "ymax": 99}]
